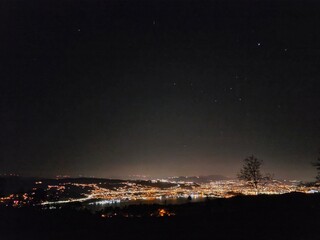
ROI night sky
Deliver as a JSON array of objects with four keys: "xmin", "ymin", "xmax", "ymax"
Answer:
[{"xmin": 1, "ymin": 0, "xmax": 320, "ymax": 180}]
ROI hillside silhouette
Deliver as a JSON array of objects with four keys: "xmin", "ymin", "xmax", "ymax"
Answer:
[{"xmin": 1, "ymin": 192, "xmax": 319, "ymax": 240}]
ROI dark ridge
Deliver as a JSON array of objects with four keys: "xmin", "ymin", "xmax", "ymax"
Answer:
[{"xmin": 1, "ymin": 192, "xmax": 319, "ymax": 240}]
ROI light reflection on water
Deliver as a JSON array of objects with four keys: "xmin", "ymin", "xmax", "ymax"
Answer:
[{"xmin": 85, "ymin": 197, "xmax": 209, "ymax": 211}]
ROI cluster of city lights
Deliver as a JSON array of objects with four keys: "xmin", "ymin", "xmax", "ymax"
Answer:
[{"xmin": 1, "ymin": 178, "xmax": 319, "ymax": 208}]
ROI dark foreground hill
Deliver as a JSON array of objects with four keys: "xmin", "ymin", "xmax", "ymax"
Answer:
[{"xmin": 1, "ymin": 192, "xmax": 320, "ymax": 240}]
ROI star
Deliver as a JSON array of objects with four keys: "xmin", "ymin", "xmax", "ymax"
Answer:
[{"xmin": 257, "ymin": 42, "xmax": 261, "ymax": 46}]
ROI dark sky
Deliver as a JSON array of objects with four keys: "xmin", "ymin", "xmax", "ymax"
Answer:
[{"xmin": 1, "ymin": 0, "xmax": 320, "ymax": 180}]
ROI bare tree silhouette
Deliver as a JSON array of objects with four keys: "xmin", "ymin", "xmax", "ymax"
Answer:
[
  {"xmin": 238, "ymin": 155, "xmax": 272, "ymax": 194},
  {"xmin": 312, "ymin": 152, "xmax": 320, "ymax": 182}
]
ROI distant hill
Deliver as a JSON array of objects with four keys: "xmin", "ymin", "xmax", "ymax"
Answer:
[
  {"xmin": 168, "ymin": 175, "xmax": 230, "ymax": 183},
  {"xmin": 0, "ymin": 175, "xmax": 233, "ymax": 196},
  {"xmin": 0, "ymin": 176, "xmax": 36, "ymax": 195},
  {"xmin": 0, "ymin": 176, "xmax": 179, "ymax": 195}
]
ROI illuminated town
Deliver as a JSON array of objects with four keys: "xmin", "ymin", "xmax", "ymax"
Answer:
[{"xmin": 1, "ymin": 177, "xmax": 319, "ymax": 208}]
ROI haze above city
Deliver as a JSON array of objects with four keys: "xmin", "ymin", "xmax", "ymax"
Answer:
[{"xmin": 1, "ymin": 1, "xmax": 320, "ymax": 181}]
